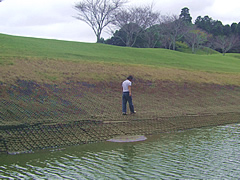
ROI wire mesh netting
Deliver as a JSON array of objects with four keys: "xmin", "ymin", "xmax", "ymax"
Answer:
[
  {"xmin": 1, "ymin": 79, "xmax": 240, "ymax": 125},
  {"xmin": 1, "ymin": 79, "xmax": 240, "ymax": 153}
]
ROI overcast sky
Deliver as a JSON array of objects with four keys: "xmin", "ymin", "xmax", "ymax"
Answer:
[{"xmin": 0, "ymin": 0, "xmax": 239, "ymax": 43}]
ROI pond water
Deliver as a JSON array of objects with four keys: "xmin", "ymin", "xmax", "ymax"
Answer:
[{"xmin": 1, "ymin": 123, "xmax": 240, "ymax": 179}]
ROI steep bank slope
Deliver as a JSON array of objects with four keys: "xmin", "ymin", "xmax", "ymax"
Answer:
[{"xmin": 1, "ymin": 33, "xmax": 240, "ymax": 126}]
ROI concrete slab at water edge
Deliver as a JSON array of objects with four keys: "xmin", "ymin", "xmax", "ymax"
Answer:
[{"xmin": 107, "ymin": 135, "xmax": 147, "ymax": 142}]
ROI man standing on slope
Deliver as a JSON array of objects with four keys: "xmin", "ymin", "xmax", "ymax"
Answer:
[{"xmin": 122, "ymin": 75, "xmax": 136, "ymax": 115}]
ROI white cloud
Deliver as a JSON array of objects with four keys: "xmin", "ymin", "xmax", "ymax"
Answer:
[
  {"xmin": 207, "ymin": 0, "xmax": 240, "ymax": 24},
  {"xmin": 1, "ymin": 0, "xmax": 76, "ymax": 26}
]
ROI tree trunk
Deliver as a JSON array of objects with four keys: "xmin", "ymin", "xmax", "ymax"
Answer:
[{"xmin": 192, "ymin": 44, "xmax": 195, "ymax": 54}]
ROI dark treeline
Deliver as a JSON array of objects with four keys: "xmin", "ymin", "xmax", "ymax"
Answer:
[
  {"xmin": 74, "ymin": 1, "xmax": 239, "ymax": 54},
  {"xmin": 104, "ymin": 7, "xmax": 240, "ymax": 54}
]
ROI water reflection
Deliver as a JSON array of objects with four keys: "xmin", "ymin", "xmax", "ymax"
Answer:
[{"xmin": 0, "ymin": 123, "xmax": 240, "ymax": 179}]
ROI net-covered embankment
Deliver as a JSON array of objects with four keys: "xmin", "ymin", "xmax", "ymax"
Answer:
[
  {"xmin": 1, "ymin": 79, "xmax": 240, "ymax": 154},
  {"xmin": 1, "ymin": 113, "xmax": 240, "ymax": 154}
]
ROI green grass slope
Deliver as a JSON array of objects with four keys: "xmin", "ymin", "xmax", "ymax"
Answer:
[{"xmin": 1, "ymin": 33, "xmax": 240, "ymax": 73}]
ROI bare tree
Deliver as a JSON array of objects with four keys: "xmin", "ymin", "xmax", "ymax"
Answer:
[
  {"xmin": 184, "ymin": 25, "xmax": 208, "ymax": 53},
  {"xmin": 74, "ymin": 0, "xmax": 127, "ymax": 43},
  {"xmin": 111, "ymin": 4, "xmax": 160, "ymax": 47},
  {"xmin": 213, "ymin": 35, "xmax": 239, "ymax": 55},
  {"xmin": 161, "ymin": 15, "xmax": 188, "ymax": 50},
  {"xmin": 142, "ymin": 24, "xmax": 164, "ymax": 48}
]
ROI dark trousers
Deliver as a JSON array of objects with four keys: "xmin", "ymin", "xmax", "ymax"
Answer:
[{"xmin": 122, "ymin": 92, "xmax": 134, "ymax": 113}]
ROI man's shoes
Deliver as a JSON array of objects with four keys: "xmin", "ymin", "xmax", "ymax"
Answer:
[
  {"xmin": 130, "ymin": 111, "xmax": 136, "ymax": 114},
  {"xmin": 123, "ymin": 111, "xmax": 136, "ymax": 115}
]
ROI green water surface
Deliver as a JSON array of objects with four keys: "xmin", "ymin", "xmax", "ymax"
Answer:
[{"xmin": 1, "ymin": 123, "xmax": 240, "ymax": 179}]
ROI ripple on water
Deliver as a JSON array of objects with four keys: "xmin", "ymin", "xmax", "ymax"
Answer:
[{"xmin": 0, "ymin": 124, "xmax": 240, "ymax": 179}]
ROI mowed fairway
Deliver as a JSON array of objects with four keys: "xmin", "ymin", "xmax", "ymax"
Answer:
[{"xmin": 1, "ymin": 33, "xmax": 240, "ymax": 126}]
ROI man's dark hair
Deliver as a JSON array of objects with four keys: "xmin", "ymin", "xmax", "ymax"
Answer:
[{"xmin": 127, "ymin": 75, "xmax": 133, "ymax": 80}]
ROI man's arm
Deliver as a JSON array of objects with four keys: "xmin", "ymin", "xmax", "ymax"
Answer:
[{"xmin": 128, "ymin": 85, "xmax": 132, "ymax": 96}]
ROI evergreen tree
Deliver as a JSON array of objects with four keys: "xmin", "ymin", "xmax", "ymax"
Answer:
[
  {"xmin": 211, "ymin": 20, "xmax": 223, "ymax": 36},
  {"xmin": 223, "ymin": 25, "xmax": 231, "ymax": 36},
  {"xmin": 231, "ymin": 23, "xmax": 238, "ymax": 34},
  {"xmin": 195, "ymin": 16, "xmax": 213, "ymax": 33},
  {"xmin": 237, "ymin": 22, "xmax": 240, "ymax": 36},
  {"xmin": 179, "ymin": 7, "xmax": 192, "ymax": 24}
]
